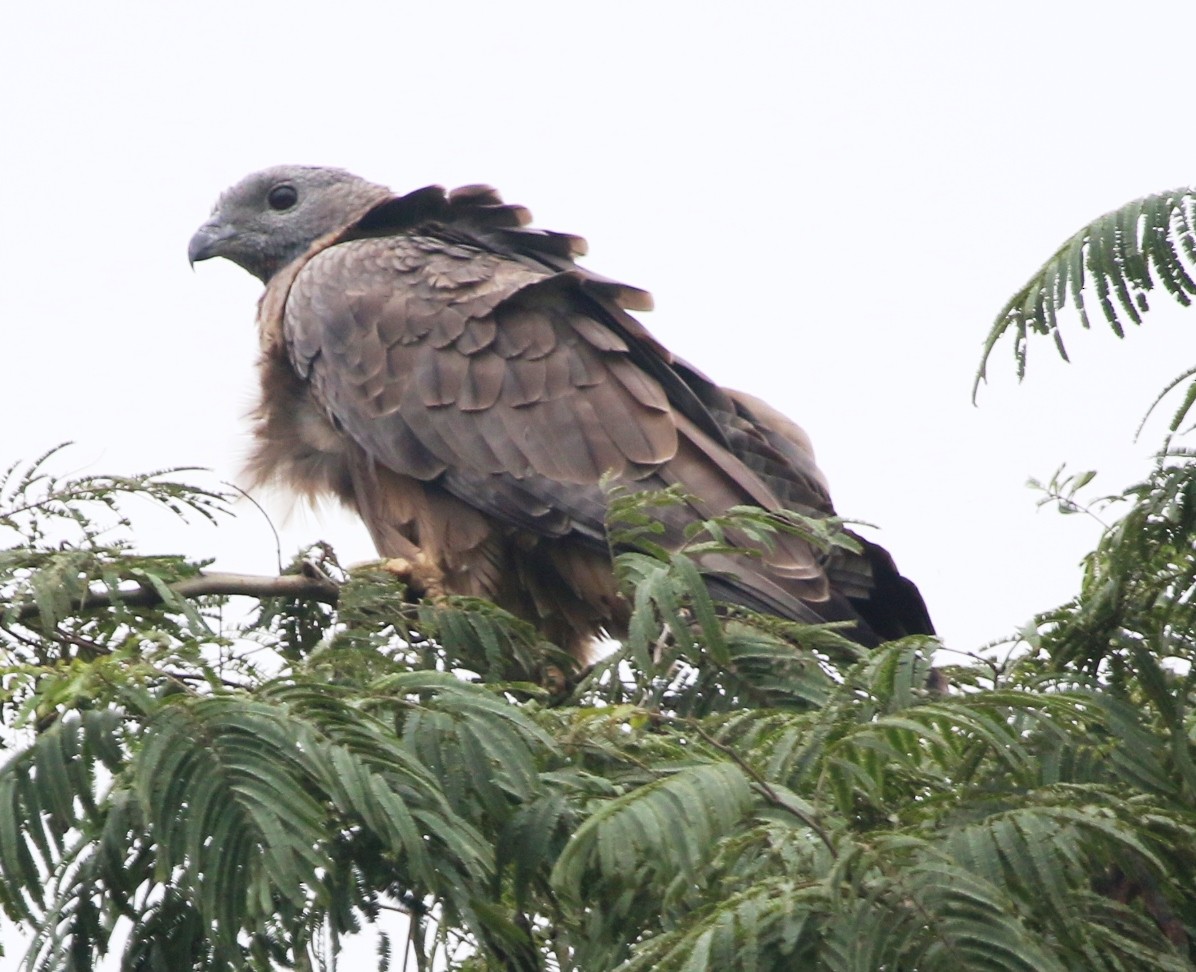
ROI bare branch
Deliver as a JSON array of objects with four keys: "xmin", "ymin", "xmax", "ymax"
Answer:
[
  {"xmin": 172, "ymin": 571, "xmax": 339, "ymax": 604},
  {"xmin": 11, "ymin": 570, "xmax": 340, "ymax": 623}
]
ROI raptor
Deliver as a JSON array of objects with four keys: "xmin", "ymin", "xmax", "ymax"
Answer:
[{"xmin": 189, "ymin": 166, "xmax": 933, "ymax": 657}]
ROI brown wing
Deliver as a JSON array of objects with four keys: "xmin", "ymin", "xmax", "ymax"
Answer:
[
  {"xmin": 720, "ymin": 388, "xmax": 832, "ymax": 506},
  {"xmin": 278, "ymin": 189, "xmax": 880, "ymax": 633},
  {"xmin": 723, "ymin": 388, "xmax": 935, "ymax": 639},
  {"xmin": 285, "ymin": 241, "xmax": 675, "ymax": 526}
]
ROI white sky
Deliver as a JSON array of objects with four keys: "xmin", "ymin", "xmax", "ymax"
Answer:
[{"xmin": 2, "ymin": 0, "xmax": 1195, "ymax": 967}]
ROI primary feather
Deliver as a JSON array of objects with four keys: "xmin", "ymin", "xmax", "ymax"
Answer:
[{"xmin": 190, "ymin": 166, "xmax": 933, "ymax": 657}]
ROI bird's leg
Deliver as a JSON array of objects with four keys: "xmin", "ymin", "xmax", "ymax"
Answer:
[{"xmin": 381, "ymin": 549, "xmax": 446, "ymax": 600}]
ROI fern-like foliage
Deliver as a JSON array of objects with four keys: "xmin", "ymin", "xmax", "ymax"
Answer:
[
  {"xmin": 974, "ymin": 187, "xmax": 1196, "ymax": 398},
  {"xmin": 0, "ymin": 452, "xmax": 1195, "ymax": 970}
]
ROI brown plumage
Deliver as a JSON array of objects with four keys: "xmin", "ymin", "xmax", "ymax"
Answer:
[{"xmin": 189, "ymin": 166, "xmax": 933, "ymax": 658}]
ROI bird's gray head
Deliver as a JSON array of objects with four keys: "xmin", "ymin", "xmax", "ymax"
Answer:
[{"xmin": 188, "ymin": 165, "xmax": 392, "ymax": 282}]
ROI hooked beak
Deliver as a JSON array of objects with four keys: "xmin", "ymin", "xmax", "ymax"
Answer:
[{"xmin": 187, "ymin": 219, "xmax": 236, "ymax": 267}]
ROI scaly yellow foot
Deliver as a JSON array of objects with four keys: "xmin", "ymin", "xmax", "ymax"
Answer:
[{"xmin": 381, "ymin": 551, "xmax": 446, "ymax": 600}]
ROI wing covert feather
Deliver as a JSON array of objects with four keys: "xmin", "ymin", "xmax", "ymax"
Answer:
[{"xmin": 284, "ymin": 235, "xmax": 678, "ymax": 519}]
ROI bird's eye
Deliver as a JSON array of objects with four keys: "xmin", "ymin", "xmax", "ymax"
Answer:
[{"xmin": 267, "ymin": 184, "xmax": 298, "ymax": 211}]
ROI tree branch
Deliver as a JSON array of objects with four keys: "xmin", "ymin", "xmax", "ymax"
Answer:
[
  {"xmin": 171, "ymin": 571, "xmax": 340, "ymax": 604},
  {"xmin": 12, "ymin": 569, "xmax": 340, "ymax": 623}
]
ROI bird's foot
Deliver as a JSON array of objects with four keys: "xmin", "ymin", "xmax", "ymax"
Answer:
[
  {"xmin": 381, "ymin": 551, "xmax": 446, "ymax": 600},
  {"xmin": 540, "ymin": 663, "xmax": 569, "ymax": 696}
]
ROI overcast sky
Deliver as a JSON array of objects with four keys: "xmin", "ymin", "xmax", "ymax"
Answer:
[{"xmin": 2, "ymin": 0, "xmax": 1195, "ymax": 966}]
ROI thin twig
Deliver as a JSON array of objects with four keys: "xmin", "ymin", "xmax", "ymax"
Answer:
[{"xmin": 680, "ymin": 717, "xmax": 838, "ymax": 856}]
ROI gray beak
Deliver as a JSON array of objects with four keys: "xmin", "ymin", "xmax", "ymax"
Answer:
[{"xmin": 188, "ymin": 219, "xmax": 236, "ymax": 266}]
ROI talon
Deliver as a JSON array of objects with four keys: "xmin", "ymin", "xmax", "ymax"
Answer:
[
  {"xmin": 381, "ymin": 552, "xmax": 446, "ymax": 599},
  {"xmin": 540, "ymin": 663, "xmax": 568, "ymax": 696}
]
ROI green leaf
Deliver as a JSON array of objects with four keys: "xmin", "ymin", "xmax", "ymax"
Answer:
[{"xmin": 975, "ymin": 187, "xmax": 1196, "ymax": 398}]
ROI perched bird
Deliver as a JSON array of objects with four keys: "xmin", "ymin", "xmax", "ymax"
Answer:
[{"xmin": 189, "ymin": 166, "xmax": 932, "ymax": 658}]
